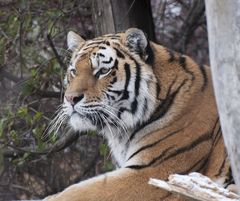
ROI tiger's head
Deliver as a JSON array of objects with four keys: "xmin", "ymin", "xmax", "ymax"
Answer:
[{"xmin": 63, "ymin": 28, "xmax": 158, "ymax": 136}]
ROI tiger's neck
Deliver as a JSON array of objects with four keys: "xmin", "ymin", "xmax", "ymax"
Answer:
[{"xmin": 104, "ymin": 42, "xmax": 218, "ymax": 168}]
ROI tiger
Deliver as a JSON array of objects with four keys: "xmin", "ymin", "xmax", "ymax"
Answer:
[{"xmin": 43, "ymin": 28, "xmax": 234, "ymax": 201}]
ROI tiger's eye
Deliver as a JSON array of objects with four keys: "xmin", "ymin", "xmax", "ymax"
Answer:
[
  {"xmin": 100, "ymin": 68, "xmax": 110, "ymax": 74},
  {"xmin": 70, "ymin": 69, "xmax": 76, "ymax": 77}
]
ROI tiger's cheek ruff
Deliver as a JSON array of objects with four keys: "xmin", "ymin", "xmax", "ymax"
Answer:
[{"xmin": 104, "ymin": 57, "xmax": 158, "ymax": 131}]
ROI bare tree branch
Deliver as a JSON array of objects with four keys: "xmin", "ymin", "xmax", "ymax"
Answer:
[
  {"xmin": 2, "ymin": 131, "xmax": 86, "ymax": 158},
  {"xmin": 47, "ymin": 34, "xmax": 67, "ymax": 70},
  {"xmin": 175, "ymin": 0, "xmax": 205, "ymax": 52},
  {"xmin": 36, "ymin": 90, "xmax": 61, "ymax": 99}
]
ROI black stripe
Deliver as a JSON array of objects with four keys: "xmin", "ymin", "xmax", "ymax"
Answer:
[
  {"xmin": 151, "ymin": 78, "xmax": 183, "ymax": 120},
  {"xmin": 157, "ymin": 132, "xmax": 211, "ymax": 165},
  {"xmin": 102, "ymin": 57, "xmax": 113, "ymax": 64},
  {"xmin": 114, "ymin": 48, "xmax": 125, "ymax": 59},
  {"xmin": 129, "ymin": 62, "xmax": 141, "ymax": 114},
  {"xmin": 180, "ymin": 155, "xmax": 209, "ymax": 174},
  {"xmin": 110, "ymin": 76, "xmax": 117, "ymax": 84},
  {"xmin": 135, "ymin": 63, "xmax": 141, "ymax": 96},
  {"xmin": 215, "ymin": 153, "xmax": 227, "ymax": 177},
  {"xmin": 224, "ymin": 168, "xmax": 235, "ymax": 187},
  {"xmin": 179, "ymin": 55, "xmax": 195, "ymax": 81},
  {"xmin": 199, "ymin": 64, "xmax": 208, "ymax": 91},
  {"xmin": 212, "ymin": 119, "xmax": 221, "ymax": 143},
  {"xmin": 111, "ymin": 71, "xmax": 116, "ymax": 76},
  {"xmin": 156, "ymin": 82, "xmax": 161, "ymax": 98},
  {"xmin": 127, "ymin": 128, "xmax": 183, "ymax": 161},
  {"xmin": 84, "ymin": 104, "xmax": 102, "ymax": 108},
  {"xmin": 145, "ymin": 41, "xmax": 154, "ymax": 65},
  {"xmin": 129, "ymin": 79, "xmax": 187, "ymax": 141},
  {"xmin": 166, "ymin": 49, "xmax": 175, "ymax": 63},
  {"xmin": 126, "ymin": 147, "xmax": 174, "ymax": 169},
  {"xmin": 113, "ymin": 59, "xmax": 119, "ymax": 70},
  {"xmin": 126, "ymin": 132, "xmax": 211, "ymax": 170},
  {"xmin": 131, "ymin": 99, "xmax": 138, "ymax": 114},
  {"xmin": 105, "ymin": 92, "xmax": 116, "ymax": 100},
  {"xmin": 103, "ymin": 41, "xmax": 110, "ymax": 46},
  {"xmin": 99, "ymin": 46, "xmax": 106, "ymax": 50},
  {"xmin": 98, "ymin": 53, "xmax": 105, "ymax": 57},
  {"xmin": 142, "ymin": 98, "xmax": 148, "ymax": 116},
  {"xmin": 95, "ymin": 71, "xmax": 101, "ymax": 79},
  {"xmin": 213, "ymin": 128, "xmax": 222, "ymax": 147},
  {"xmin": 108, "ymin": 89, "xmax": 122, "ymax": 96},
  {"xmin": 121, "ymin": 63, "xmax": 131, "ymax": 100}
]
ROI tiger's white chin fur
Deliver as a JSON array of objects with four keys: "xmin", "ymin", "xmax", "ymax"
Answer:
[{"xmin": 69, "ymin": 113, "xmax": 97, "ymax": 132}]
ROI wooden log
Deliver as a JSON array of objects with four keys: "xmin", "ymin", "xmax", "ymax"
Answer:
[
  {"xmin": 149, "ymin": 173, "xmax": 240, "ymax": 201},
  {"xmin": 205, "ymin": 1, "xmax": 240, "ymax": 193},
  {"xmin": 91, "ymin": 0, "xmax": 155, "ymax": 40}
]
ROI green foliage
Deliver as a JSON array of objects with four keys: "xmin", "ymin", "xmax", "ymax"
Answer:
[
  {"xmin": 34, "ymin": 111, "xmax": 43, "ymax": 121},
  {"xmin": 12, "ymin": 152, "xmax": 31, "ymax": 167},
  {"xmin": 103, "ymin": 161, "xmax": 115, "ymax": 172},
  {"xmin": 32, "ymin": 124, "xmax": 46, "ymax": 151},
  {"xmin": 21, "ymin": 71, "xmax": 39, "ymax": 96},
  {"xmin": 17, "ymin": 106, "xmax": 32, "ymax": 125},
  {"xmin": 0, "ymin": 118, "xmax": 6, "ymax": 138},
  {"xmin": 17, "ymin": 106, "xmax": 28, "ymax": 118},
  {"xmin": 0, "ymin": 37, "xmax": 6, "ymax": 65},
  {"xmin": 99, "ymin": 142, "xmax": 109, "ymax": 157},
  {"xmin": 99, "ymin": 142, "xmax": 114, "ymax": 172}
]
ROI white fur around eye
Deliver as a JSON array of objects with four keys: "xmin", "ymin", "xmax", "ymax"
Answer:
[
  {"xmin": 91, "ymin": 54, "xmax": 99, "ymax": 68},
  {"xmin": 90, "ymin": 46, "xmax": 116, "ymax": 69}
]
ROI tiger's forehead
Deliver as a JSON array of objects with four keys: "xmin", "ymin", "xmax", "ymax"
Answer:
[
  {"xmin": 70, "ymin": 34, "xmax": 122, "ymax": 66},
  {"xmin": 73, "ymin": 34, "xmax": 121, "ymax": 55}
]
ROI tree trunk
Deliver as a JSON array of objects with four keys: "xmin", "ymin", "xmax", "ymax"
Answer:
[
  {"xmin": 92, "ymin": 0, "xmax": 155, "ymax": 40},
  {"xmin": 205, "ymin": 0, "xmax": 240, "ymax": 193}
]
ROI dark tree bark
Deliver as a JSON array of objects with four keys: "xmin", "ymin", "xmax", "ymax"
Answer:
[{"xmin": 92, "ymin": 0, "xmax": 155, "ymax": 40}]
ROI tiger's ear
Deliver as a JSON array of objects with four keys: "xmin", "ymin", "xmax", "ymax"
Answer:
[
  {"xmin": 67, "ymin": 31, "xmax": 85, "ymax": 51},
  {"xmin": 124, "ymin": 28, "xmax": 148, "ymax": 56}
]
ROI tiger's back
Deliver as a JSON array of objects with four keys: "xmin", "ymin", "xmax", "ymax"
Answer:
[{"xmin": 44, "ymin": 28, "xmax": 232, "ymax": 201}]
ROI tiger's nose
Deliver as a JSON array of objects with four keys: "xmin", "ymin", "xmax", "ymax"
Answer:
[{"xmin": 65, "ymin": 94, "xmax": 84, "ymax": 106}]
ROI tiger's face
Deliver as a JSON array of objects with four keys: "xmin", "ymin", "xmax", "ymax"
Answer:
[{"xmin": 63, "ymin": 28, "xmax": 157, "ymax": 136}]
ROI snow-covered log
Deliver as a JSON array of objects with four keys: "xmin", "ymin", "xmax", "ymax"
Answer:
[{"xmin": 149, "ymin": 172, "xmax": 240, "ymax": 201}]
